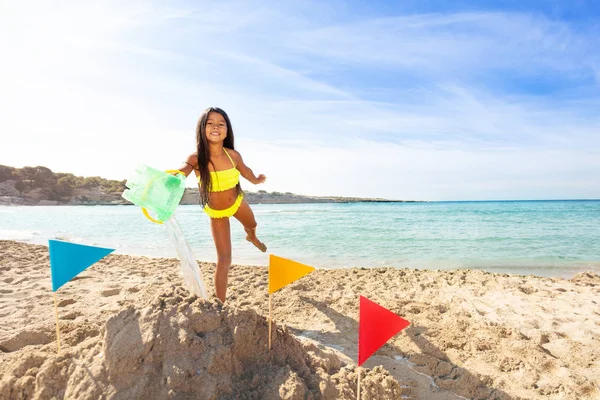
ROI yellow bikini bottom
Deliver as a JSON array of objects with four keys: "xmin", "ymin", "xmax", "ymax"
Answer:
[{"xmin": 204, "ymin": 193, "xmax": 243, "ymax": 219}]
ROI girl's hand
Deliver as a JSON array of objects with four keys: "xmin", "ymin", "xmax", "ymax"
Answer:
[{"xmin": 256, "ymin": 174, "xmax": 266, "ymax": 184}]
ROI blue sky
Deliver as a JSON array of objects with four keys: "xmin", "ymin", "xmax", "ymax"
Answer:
[{"xmin": 1, "ymin": 1, "xmax": 599, "ymax": 201}]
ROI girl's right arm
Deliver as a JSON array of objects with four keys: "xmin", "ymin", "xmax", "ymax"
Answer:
[{"xmin": 176, "ymin": 154, "xmax": 199, "ymax": 178}]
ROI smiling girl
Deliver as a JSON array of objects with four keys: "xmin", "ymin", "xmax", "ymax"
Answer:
[{"xmin": 177, "ymin": 107, "xmax": 267, "ymax": 302}]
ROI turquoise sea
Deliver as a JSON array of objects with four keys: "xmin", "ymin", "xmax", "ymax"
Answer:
[{"xmin": 1, "ymin": 200, "xmax": 599, "ymax": 278}]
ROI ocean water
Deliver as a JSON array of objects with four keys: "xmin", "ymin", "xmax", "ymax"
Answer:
[{"xmin": 1, "ymin": 200, "xmax": 599, "ymax": 278}]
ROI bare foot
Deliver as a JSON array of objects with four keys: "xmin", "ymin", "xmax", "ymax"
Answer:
[{"xmin": 245, "ymin": 228, "xmax": 267, "ymax": 252}]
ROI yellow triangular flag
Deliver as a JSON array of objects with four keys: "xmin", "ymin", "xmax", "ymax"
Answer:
[{"xmin": 269, "ymin": 254, "xmax": 315, "ymax": 294}]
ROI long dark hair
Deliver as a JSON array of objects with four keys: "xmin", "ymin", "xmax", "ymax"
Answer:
[{"xmin": 195, "ymin": 107, "xmax": 241, "ymax": 206}]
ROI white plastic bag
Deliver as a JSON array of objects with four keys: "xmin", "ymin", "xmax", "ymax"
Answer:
[{"xmin": 164, "ymin": 217, "xmax": 208, "ymax": 299}]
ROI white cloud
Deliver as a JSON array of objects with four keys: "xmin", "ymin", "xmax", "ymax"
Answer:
[{"xmin": 283, "ymin": 11, "xmax": 600, "ymax": 80}]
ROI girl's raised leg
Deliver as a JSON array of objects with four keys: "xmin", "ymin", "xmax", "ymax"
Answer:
[{"xmin": 233, "ymin": 200, "xmax": 267, "ymax": 252}]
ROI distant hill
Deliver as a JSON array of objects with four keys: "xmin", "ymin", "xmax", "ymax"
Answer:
[{"xmin": 0, "ymin": 165, "xmax": 415, "ymax": 205}]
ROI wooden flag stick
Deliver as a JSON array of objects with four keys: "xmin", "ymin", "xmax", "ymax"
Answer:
[
  {"xmin": 357, "ymin": 366, "xmax": 361, "ymax": 400},
  {"xmin": 53, "ymin": 292, "xmax": 61, "ymax": 353},
  {"xmin": 268, "ymin": 294, "xmax": 273, "ymax": 350}
]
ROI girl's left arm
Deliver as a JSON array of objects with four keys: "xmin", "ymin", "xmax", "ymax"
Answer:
[{"xmin": 232, "ymin": 150, "xmax": 266, "ymax": 184}]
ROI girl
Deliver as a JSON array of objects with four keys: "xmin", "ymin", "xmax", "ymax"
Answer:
[{"xmin": 177, "ymin": 107, "xmax": 267, "ymax": 302}]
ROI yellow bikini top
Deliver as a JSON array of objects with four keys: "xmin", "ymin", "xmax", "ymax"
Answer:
[{"xmin": 197, "ymin": 148, "xmax": 240, "ymax": 192}]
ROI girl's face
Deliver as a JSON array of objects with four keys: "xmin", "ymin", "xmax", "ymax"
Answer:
[{"xmin": 205, "ymin": 111, "xmax": 228, "ymax": 143}]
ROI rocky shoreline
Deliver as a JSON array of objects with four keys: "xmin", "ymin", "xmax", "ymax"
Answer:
[
  {"xmin": 0, "ymin": 166, "xmax": 419, "ymax": 206},
  {"xmin": 0, "ymin": 185, "xmax": 416, "ymax": 206}
]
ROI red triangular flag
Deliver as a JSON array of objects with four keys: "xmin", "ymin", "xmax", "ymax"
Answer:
[{"xmin": 358, "ymin": 295, "xmax": 410, "ymax": 366}]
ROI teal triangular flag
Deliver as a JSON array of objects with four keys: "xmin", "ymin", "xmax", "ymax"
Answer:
[{"xmin": 49, "ymin": 240, "xmax": 114, "ymax": 291}]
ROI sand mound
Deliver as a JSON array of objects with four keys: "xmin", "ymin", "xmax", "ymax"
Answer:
[
  {"xmin": 569, "ymin": 271, "xmax": 600, "ymax": 286},
  {"xmin": 0, "ymin": 287, "xmax": 406, "ymax": 400}
]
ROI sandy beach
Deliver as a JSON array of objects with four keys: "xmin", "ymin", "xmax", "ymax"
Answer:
[{"xmin": 1, "ymin": 240, "xmax": 599, "ymax": 399}]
